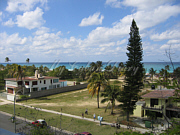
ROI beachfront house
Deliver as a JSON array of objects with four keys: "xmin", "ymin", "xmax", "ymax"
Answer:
[
  {"xmin": 5, "ymin": 70, "xmax": 67, "ymax": 95},
  {"xmin": 133, "ymin": 89, "xmax": 180, "ymax": 119}
]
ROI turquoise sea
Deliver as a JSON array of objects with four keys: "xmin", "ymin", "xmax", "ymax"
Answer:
[{"xmin": 1, "ymin": 62, "xmax": 180, "ymax": 73}]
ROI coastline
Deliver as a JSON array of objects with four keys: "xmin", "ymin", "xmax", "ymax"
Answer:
[{"xmin": 1, "ymin": 62, "xmax": 180, "ymax": 73}]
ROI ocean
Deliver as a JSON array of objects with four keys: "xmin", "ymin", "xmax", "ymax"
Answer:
[{"xmin": 1, "ymin": 62, "xmax": 180, "ymax": 73}]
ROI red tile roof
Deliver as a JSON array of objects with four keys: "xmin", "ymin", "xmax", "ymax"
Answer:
[
  {"xmin": 59, "ymin": 80, "xmax": 67, "ymax": 82},
  {"xmin": 6, "ymin": 85, "xmax": 18, "ymax": 89},
  {"xmin": 142, "ymin": 90, "xmax": 175, "ymax": 99}
]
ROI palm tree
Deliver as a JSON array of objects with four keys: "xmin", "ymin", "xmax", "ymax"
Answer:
[
  {"xmin": 26, "ymin": 58, "xmax": 30, "ymax": 63},
  {"xmin": 96, "ymin": 61, "xmax": 103, "ymax": 72},
  {"xmin": 5, "ymin": 57, "xmax": 11, "ymax": 62},
  {"xmin": 14, "ymin": 65, "xmax": 25, "ymax": 94},
  {"xmin": 101, "ymin": 85, "xmax": 121, "ymax": 114},
  {"xmin": 149, "ymin": 68, "xmax": 156, "ymax": 83},
  {"xmin": 90, "ymin": 62, "xmax": 97, "ymax": 72},
  {"xmin": 87, "ymin": 72, "xmax": 107, "ymax": 108}
]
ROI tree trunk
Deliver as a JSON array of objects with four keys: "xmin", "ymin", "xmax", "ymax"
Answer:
[
  {"xmin": 97, "ymin": 87, "xmax": 100, "ymax": 108},
  {"xmin": 97, "ymin": 94, "xmax": 99, "ymax": 108},
  {"xmin": 111, "ymin": 104, "xmax": 113, "ymax": 114},
  {"xmin": 126, "ymin": 111, "xmax": 129, "ymax": 121}
]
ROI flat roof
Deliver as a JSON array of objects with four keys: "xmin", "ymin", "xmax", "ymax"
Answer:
[{"xmin": 5, "ymin": 76, "xmax": 60, "ymax": 81}]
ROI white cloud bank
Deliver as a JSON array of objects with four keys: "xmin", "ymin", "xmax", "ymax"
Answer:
[
  {"xmin": 16, "ymin": 7, "xmax": 45, "ymax": 30},
  {"xmin": 79, "ymin": 12, "xmax": 104, "ymax": 26},
  {"xmin": 6, "ymin": 0, "xmax": 48, "ymax": 12}
]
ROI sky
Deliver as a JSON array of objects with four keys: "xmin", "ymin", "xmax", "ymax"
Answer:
[{"xmin": 0, "ymin": 0, "xmax": 180, "ymax": 63}]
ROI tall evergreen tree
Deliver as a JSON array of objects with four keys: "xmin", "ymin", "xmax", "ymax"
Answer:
[{"xmin": 117, "ymin": 19, "xmax": 143, "ymax": 121}]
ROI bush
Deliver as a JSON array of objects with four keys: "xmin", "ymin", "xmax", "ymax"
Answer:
[{"xmin": 19, "ymin": 95, "xmax": 29, "ymax": 99}]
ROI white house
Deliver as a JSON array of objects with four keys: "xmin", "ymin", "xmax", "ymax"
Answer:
[{"xmin": 5, "ymin": 70, "xmax": 67, "ymax": 94}]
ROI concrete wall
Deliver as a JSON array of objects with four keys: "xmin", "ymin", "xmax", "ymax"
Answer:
[
  {"xmin": 7, "ymin": 94, "xmax": 20, "ymax": 101},
  {"xmin": 133, "ymin": 105, "xmax": 142, "ymax": 117},
  {"xmin": 17, "ymin": 83, "xmax": 88, "ymax": 101}
]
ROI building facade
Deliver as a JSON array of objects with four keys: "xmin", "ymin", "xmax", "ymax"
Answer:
[
  {"xmin": 5, "ymin": 70, "xmax": 67, "ymax": 94},
  {"xmin": 133, "ymin": 90, "xmax": 180, "ymax": 119}
]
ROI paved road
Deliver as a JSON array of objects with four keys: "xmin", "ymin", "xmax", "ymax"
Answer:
[{"xmin": 0, "ymin": 111, "xmax": 32, "ymax": 133}]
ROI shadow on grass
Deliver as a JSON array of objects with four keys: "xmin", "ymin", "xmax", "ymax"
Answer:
[{"xmin": 39, "ymin": 97, "xmax": 51, "ymax": 100}]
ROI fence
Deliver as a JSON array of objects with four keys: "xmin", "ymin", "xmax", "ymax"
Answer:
[{"xmin": 17, "ymin": 83, "xmax": 88, "ymax": 101}]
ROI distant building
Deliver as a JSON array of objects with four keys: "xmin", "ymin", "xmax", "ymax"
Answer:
[
  {"xmin": 133, "ymin": 89, "xmax": 180, "ymax": 119},
  {"xmin": 4, "ymin": 70, "xmax": 67, "ymax": 95}
]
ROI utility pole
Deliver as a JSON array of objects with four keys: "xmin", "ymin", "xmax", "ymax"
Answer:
[{"xmin": 14, "ymin": 89, "xmax": 22, "ymax": 133}]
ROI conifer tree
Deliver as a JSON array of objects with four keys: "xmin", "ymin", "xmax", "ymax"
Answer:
[{"xmin": 117, "ymin": 19, "xmax": 143, "ymax": 121}]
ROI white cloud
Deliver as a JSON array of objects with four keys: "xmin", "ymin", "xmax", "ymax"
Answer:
[
  {"xmin": 122, "ymin": 0, "xmax": 170, "ymax": 10},
  {"xmin": 167, "ymin": 40, "xmax": 180, "ymax": 44},
  {"xmin": 160, "ymin": 44, "xmax": 180, "ymax": 50},
  {"xmin": 79, "ymin": 12, "xmax": 104, "ymax": 27},
  {"xmin": 34, "ymin": 27, "xmax": 50, "ymax": 35},
  {"xmin": 0, "ymin": 32, "xmax": 29, "ymax": 60},
  {"xmin": 105, "ymin": 0, "xmax": 121, "ymax": 8},
  {"xmin": 16, "ymin": 7, "xmax": 45, "ymax": 30},
  {"xmin": 85, "ymin": 4, "xmax": 180, "ymax": 46},
  {"xmin": 151, "ymin": 29, "xmax": 180, "ymax": 41},
  {"xmin": 6, "ymin": 0, "xmax": 48, "ymax": 12},
  {"xmin": 3, "ymin": 18, "xmax": 15, "ymax": 27},
  {"xmin": 0, "ymin": 12, "xmax": 2, "ymax": 21},
  {"xmin": 105, "ymin": 0, "xmax": 171, "ymax": 10},
  {"xmin": 117, "ymin": 39, "xmax": 127, "ymax": 45}
]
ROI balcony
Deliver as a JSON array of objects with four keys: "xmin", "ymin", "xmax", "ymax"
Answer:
[
  {"xmin": 143, "ymin": 105, "xmax": 164, "ymax": 111},
  {"xmin": 166, "ymin": 104, "xmax": 180, "ymax": 112}
]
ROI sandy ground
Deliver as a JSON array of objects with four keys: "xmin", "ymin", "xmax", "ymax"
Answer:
[{"xmin": 28, "ymin": 88, "xmax": 108, "ymax": 108}]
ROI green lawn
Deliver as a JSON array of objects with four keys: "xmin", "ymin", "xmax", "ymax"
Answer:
[
  {"xmin": 18, "ymin": 89, "xmax": 127, "ymax": 123},
  {"xmin": 0, "ymin": 104, "xmax": 131, "ymax": 135},
  {"xmin": 18, "ymin": 87, "xmax": 141, "ymax": 128}
]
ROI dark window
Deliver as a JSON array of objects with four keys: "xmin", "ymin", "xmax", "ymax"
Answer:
[
  {"xmin": 166, "ymin": 99, "xmax": 168, "ymax": 103},
  {"xmin": 18, "ymin": 81, "xmax": 22, "ymax": 85},
  {"xmin": 40, "ymin": 80, "xmax": 41, "ymax": 83},
  {"xmin": 32, "ymin": 81, "xmax": 37, "ymax": 85},
  {"xmin": 53, "ymin": 79, "xmax": 59, "ymax": 83},
  {"xmin": 32, "ymin": 88, "xmax": 38, "ymax": 91},
  {"xmin": 41, "ymin": 87, "xmax": 47, "ymax": 90},
  {"xmin": 150, "ymin": 99, "xmax": 158, "ymax": 107},
  {"xmin": 50, "ymin": 79, "xmax": 52, "ymax": 84},
  {"xmin": 44, "ymin": 80, "xmax": 46, "ymax": 84},
  {"xmin": 25, "ymin": 81, "xmax": 29, "ymax": 85}
]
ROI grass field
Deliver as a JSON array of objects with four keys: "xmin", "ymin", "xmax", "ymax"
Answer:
[
  {"xmin": 0, "ymin": 81, "xmax": 145, "ymax": 134},
  {"xmin": 18, "ymin": 88, "xmax": 128, "ymax": 123},
  {"xmin": 0, "ymin": 104, "xmax": 131, "ymax": 135}
]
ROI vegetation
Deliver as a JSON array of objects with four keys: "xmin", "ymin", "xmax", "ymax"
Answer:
[
  {"xmin": 87, "ymin": 72, "xmax": 107, "ymax": 108},
  {"xmin": 26, "ymin": 58, "xmax": 30, "ymax": 63},
  {"xmin": 117, "ymin": 19, "xmax": 144, "ymax": 121},
  {"xmin": 5, "ymin": 57, "xmax": 11, "ymax": 62},
  {"xmin": 0, "ymin": 104, "xmax": 130, "ymax": 135},
  {"xmin": 101, "ymin": 85, "xmax": 121, "ymax": 114},
  {"xmin": 149, "ymin": 68, "xmax": 156, "ymax": 82}
]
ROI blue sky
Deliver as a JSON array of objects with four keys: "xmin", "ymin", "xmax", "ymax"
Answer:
[{"xmin": 0, "ymin": 0, "xmax": 180, "ymax": 62}]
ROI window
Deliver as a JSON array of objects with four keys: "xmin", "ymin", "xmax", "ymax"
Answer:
[
  {"xmin": 44, "ymin": 80, "xmax": 46, "ymax": 84},
  {"xmin": 25, "ymin": 81, "xmax": 29, "ymax": 85},
  {"xmin": 57, "ymin": 84, "xmax": 60, "ymax": 88},
  {"xmin": 32, "ymin": 88, "xmax": 38, "ymax": 91},
  {"xmin": 18, "ymin": 81, "xmax": 22, "ymax": 85},
  {"xmin": 32, "ymin": 81, "xmax": 38, "ymax": 85},
  {"xmin": 53, "ymin": 79, "xmax": 59, "ymax": 83},
  {"xmin": 40, "ymin": 80, "xmax": 41, "ymax": 83},
  {"xmin": 150, "ymin": 99, "xmax": 158, "ymax": 107},
  {"xmin": 50, "ymin": 79, "xmax": 52, "ymax": 84},
  {"xmin": 26, "ymin": 88, "xmax": 30, "ymax": 93},
  {"xmin": 41, "ymin": 87, "xmax": 47, "ymax": 90}
]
